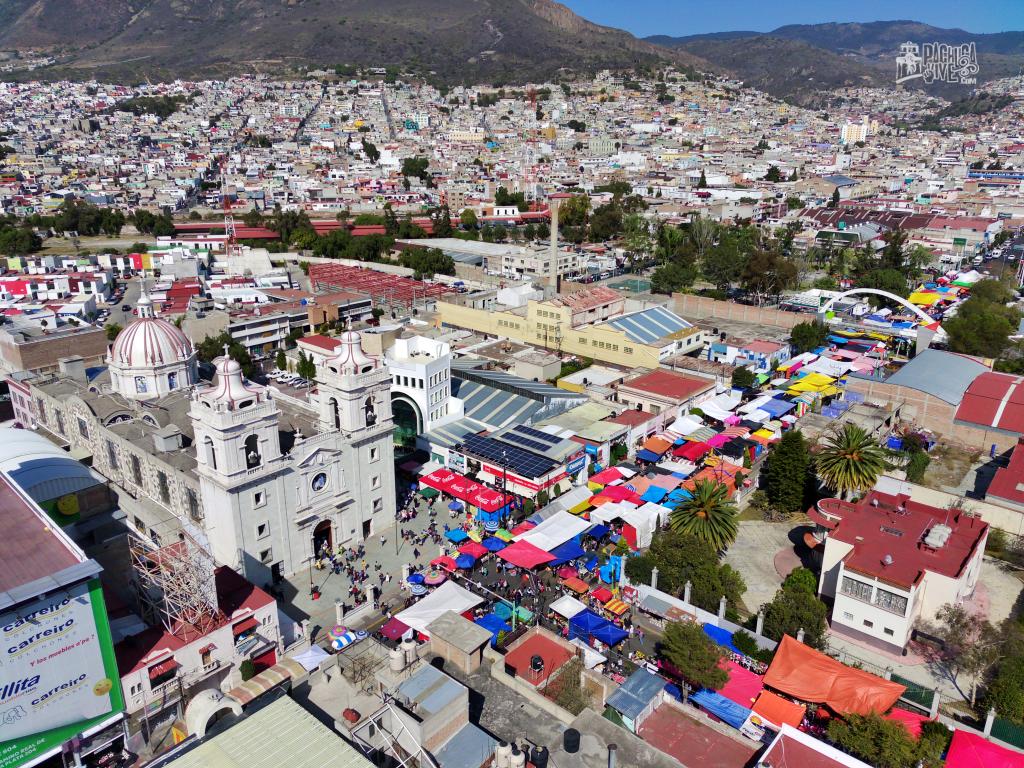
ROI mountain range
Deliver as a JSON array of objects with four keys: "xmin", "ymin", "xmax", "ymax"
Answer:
[{"xmin": 1, "ymin": 3, "xmax": 1021, "ymax": 105}]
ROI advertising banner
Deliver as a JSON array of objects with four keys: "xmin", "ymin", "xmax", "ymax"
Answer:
[{"xmin": 0, "ymin": 579, "xmax": 124, "ymax": 768}]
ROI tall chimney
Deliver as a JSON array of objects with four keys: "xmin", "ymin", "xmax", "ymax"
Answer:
[
  {"xmin": 608, "ymin": 743, "xmax": 617, "ymax": 768},
  {"xmin": 549, "ymin": 197, "xmax": 560, "ymax": 294}
]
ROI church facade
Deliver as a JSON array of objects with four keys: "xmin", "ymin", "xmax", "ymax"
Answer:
[{"xmin": 8, "ymin": 294, "xmax": 396, "ymax": 586}]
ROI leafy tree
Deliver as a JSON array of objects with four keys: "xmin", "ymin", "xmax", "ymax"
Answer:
[
  {"xmin": 361, "ymin": 139, "xmax": 380, "ymax": 164},
  {"xmin": 400, "ymin": 155, "xmax": 430, "ymax": 181},
  {"xmin": 558, "ymin": 194, "xmax": 590, "ymax": 228},
  {"xmin": 945, "ymin": 279, "xmax": 1022, "ymax": 359},
  {"xmin": 760, "ymin": 567, "xmax": 828, "ymax": 649},
  {"xmin": 669, "ymin": 479, "xmax": 739, "ymax": 552},
  {"xmin": 740, "ymin": 249, "xmax": 797, "ymax": 299},
  {"xmin": 239, "ymin": 659, "xmax": 257, "ymax": 682},
  {"xmin": 267, "ymin": 206, "xmax": 314, "ymax": 246},
  {"xmin": 622, "ymin": 213, "xmax": 652, "ymax": 270},
  {"xmin": 790, "ymin": 320, "xmax": 829, "ymax": 354},
  {"xmin": 243, "ymin": 207, "xmax": 264, "ymax": 227},
  {"xmin": 731, "ymin": 367, "xmax": 756, "ymax": 389},
  {"xmin": 105, "ymin": 323, "xmax": 123, "ymax": 341},
  {"xmin": 989, "ymin": 655, "xmax": 1024, "ymax": 721},
  {"xmin": 651, "ymin": 262, "xmax": 697, "ymax": 294},
  {"xmin": 196, "ymin": 332, "xmax": 255, "ymax": 378},
  {"xmin": 785, "ymin": 196, "xmax": 804, "ymax": 210},
  {"xmin": 816, "ymin": 424, "xmax": 889, "ymax": 500},
  {"xmin": 929, "ymin": 603, "xmax": 1001, "ymax": 705},
  {"xmin": 660, "ymin": 620, "xmax": 729, "ymax": 691},
  {"xmin": 859, "ymin": 267, "xmax": 908, "ymax": 298},
  {"xmin": 275, "ymin": 350, "xmax": 287, "ymax": 371},
  {"xmin": 459, "ymin": 208, "xmax": 478, "ymax": 229},
  {"xmin": 688, "ymin": 216, "xmax": 717, "ymax": 261},
  {"xmin": 429, "ymin": 204, "xmax": 453, "ymax": 238},
  {"xmin": 536, "ymin": 222, "xmax": 550, "ymax": 240},
  {"xmin": 829, "ymin": 187, "xmax": 840, "ymax": 208},
  {"xmin": 495, "ymin": 186, "xmax": 528, "ymax": 212},
  {"xmin": 399, "ymin": 247, "xmax": 455, "ymax": 280},
  {"xmin": 765, "ymin": 430, "xmax": 809, "ymax": 515},
  {"xmin": 697, "ymin": 169, "xmax": 707, "ymax": 188},
  {"xmin": 0, "ymin": 225, "xmax": 41, "ymax": 255},
  {"xmin": 588, "ymin": 202, "xmax": 623, "ymax": 241},
  {"xmin": 763, "ymin": 165, "xmax": 783, "ymax": 182},
  {"xmin": 827, "ymin": 714, "xmax": 945, "ymax": 768},
  {"xmin": 623, "ymin": 530, "xmax": 745, "ymax": 614},
  {"xmin": 296, "ymin": 351, "xmax": 317, "ymax": 381}
]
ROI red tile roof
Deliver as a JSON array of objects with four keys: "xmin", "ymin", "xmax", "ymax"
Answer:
[
  {"xmin": 606, "ymin": 409, "xmax": 658, "ymax": 427},
  {"xmin": 828, "ymin": 491, "xmax": 987, "ymax": 589},
  {"xmin": 954, "ymin": 372, "xmax": 1024, "ymax": 435},
  {"xmin": 620, "ymin": 369, "xmax": 713, "ymax": 402}
]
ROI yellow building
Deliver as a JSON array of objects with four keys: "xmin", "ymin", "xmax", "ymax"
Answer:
[{"xmin": 438, "ymin": 298, "xmax": 704, "ymax": 369}]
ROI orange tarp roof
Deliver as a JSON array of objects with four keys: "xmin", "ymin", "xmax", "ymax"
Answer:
[
  {"xmin": 642, "ymin": 435, "xmax": 674, "ymax": 455},
  {"xmin": 751, "ymin": 690, "xmax": 806, "ymax": 729},
  {"xmin": 763, "ymin": 635, "xmax": 905, "ymax": 716}
]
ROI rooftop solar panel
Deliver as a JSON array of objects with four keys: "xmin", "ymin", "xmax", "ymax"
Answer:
[{"xmin": 461, "ymin": 434, "xmax": 557, "ymax": 478}]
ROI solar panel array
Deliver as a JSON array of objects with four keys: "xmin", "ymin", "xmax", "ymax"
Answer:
[{"xmin": 461, "ymin": 434, "xmax": 557, "ymax": 479}]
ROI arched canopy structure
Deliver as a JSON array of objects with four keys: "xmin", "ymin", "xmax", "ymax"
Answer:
[{"xmin": 818, "ymin": 288, "xmax": 946, "ymax": 338}]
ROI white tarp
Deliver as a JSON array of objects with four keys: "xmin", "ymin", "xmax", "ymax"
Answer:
[
  {"xmin": 667, "ymin": 414, "xmax": 703, "ymax": 437},
  {"xmin": 292, "ymin": 644, "xmax": 331, "ymax": 671},
  {"xmin": 515, "ymin": 510, "xmax": 592, "ymax": 552},
  {"xmin": 550, "ymin": 485, "xmax": 593, "ymax": 512},
  {"xmin": 621, "ymin": 502, "xmax": 669, "ymax": 549},
  {"xmin": 395, "ymin": 581, "xmax": 484, "ymax": 636},
  {"xmin": 589, "ymin": 500, "xmax": 640, "ymax": 525},
  {"xmin": 550, "ymin": 594, "xmax": 587, "ymax": 620},
  {"xmin": 700, "ymin": 393, "xmax": 741, "ymax": 422},
  {"xmin": 571, "ymin": 638, "xmax": 607, "ymax": 669},
  {"xmin": 801, "ymin": 357, "xmax": 855, "ymax": 378}
]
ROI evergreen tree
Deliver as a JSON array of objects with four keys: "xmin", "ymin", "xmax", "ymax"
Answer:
[
  {"xmin": 697, "ymin": 169, "xmax": 708, "ymax": 189},
  {"xmin": 765, "ymin": 430, "xmax": 809, "ymax": 515},
  {"xmin": 275, "ymin": 349, "xmax": 287, "ymax": 370}
]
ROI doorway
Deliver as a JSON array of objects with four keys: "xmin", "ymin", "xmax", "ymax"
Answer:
[
  {"xmin": 313, "ymin": 521, "xmax": 333, "ymax": 557},
  {"xmin": 362, "ymin": 519, "xmax": 372, "ymax": 539},
  {"xmin": 271, "ymin": 562, "xmax": 283, "ymax": 584}
]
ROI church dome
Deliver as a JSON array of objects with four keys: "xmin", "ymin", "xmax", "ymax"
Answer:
[
  {"xmin": 326, "ymin": 328, "xmax": 377, "ymax": 375},
  {"xmin": 203, "ymin": 352, "xmax": 264, "ymax": 410},
  {"xmin": 110, "ymin": 294, "xmax": 193, "ymax": 368}
]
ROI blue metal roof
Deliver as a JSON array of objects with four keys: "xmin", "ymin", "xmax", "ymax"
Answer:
[
  {"xmin": 452, "ymin": 379, "xmax": 542, "ymax": 428},
  {"xmin": 605, "ymin": 305, "xmax": 692, "ymax": 345},
  {"xmin": 434, "ymin": 724, "xmax": 497, "ymax": 768},
  {"xmin": 395, "ymin": 663, "xmax": 463, "ymax": 717},
  {"xmin": 606, "ymin": 668, "xmax": 665, "ymax": 720}
]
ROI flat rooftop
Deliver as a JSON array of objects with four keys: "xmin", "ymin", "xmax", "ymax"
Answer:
[{"xmin": 0, "ymin": 470, "xmax": 86, "ymax": 598}]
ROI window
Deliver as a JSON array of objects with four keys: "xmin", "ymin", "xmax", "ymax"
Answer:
[
  {"xmin": 260, "ymin": 548, "xmax": 273, "ymax": 565},
  {"xmin": 36, "ymin": 397, "xmax": 46, "ymax": 423},
  {"xmin": 254, "ymin": 491, "xmax": 266, "ymax": 507},
  {"xmin": 157, "ymin": 471, "xmax": 170, "ymax": 504},
  {"xmin": 186, "ymin": 488, "xmax": 200, "ymax": 520},
  {"xmin": 369, "ymin": 446, "xmax": 379, "ymax": 462},
  {"xmin": 623, "ymin": 347, "xmax": 633, "ymax": 355},
  {"xmin": 257, "ymin": 522, "xmax": 269, "ymax": 539},
  {"xmin": 842, "ymin": 612, "xmax": 854, "ymax": 621},
  {"xmin": 55, "ymin": 411, "xmax": 65, "ymax": 436},
  {"xmin": 244, "ymin": 435, "xmax": 261, "ymax": 469},
  {"xmin": 883, "ymin": 628, "xmax": 895, "ymax": 636},
  {"xmin": 133, "ymin": 515, "xmax": 145, "ymax": 531},
  {"xmin": 841, "ymin": 576, "xmax": 873, "ymax": 603},
  {"xmin": 863, "ymin": 620, "xmax": 874, "ymax": 629},
  {"xmin": 874, "ymin": 588, "xmax": 909, "ymax": 616},
  {"xmin": 371, "ymin": 475, "xmax": 381, "ymax": 490},
  {"xmin": 373, "ymin": 498, "xmax": 383, "ymax": 513},
  {"xmin": 131, "ymin": 455, "xmax": 143, "ymax": 485},
  {"xmin": 106, "ymin": 440, "xmax": 118, "ymax": 469}
]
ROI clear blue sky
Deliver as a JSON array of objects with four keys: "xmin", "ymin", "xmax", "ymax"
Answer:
[{"xmin": 560, "ymin": 0, "xmax": 1024, "ymax": 38}]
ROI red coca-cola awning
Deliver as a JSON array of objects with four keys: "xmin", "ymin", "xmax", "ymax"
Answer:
[{"xmin": 232, "ymin": 617, "xmax": 259, "ymax": 636}]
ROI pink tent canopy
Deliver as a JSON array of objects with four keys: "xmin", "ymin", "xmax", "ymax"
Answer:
[
  {"xmin": 718, "ymin": 659, "xmax": 764, "ymax": 708},
  {"xmin": 886, "ymin": 708, "xmax": 931, "ymax": 739},
  {"xmin": 589, "ymin": 467, "xmax": 624, "ymax": 485},
  {"xmin": 509, "ymin": 520, "xmax": 536, "ymax": 536},
  {"xmin": 707, "ymin": 434, "xmax": 732, "ymax": 448},
  {"xmin": 946, "ymin": 729, "xmax": 1024, "ymax": 768},
  {"xmin": 419, "ymin": 468, "xmax": 506, "ymax": 512},
  {"xmin": 497, "ymin": 540, "xmax": 556, "ymax": 569},
  {"xmin": 459, "ymin": 541, "xmax": 489, "ymax": 559},
  {"xmin": 600, "ymin": 485, "xmax": 641, "ymax": 503}
]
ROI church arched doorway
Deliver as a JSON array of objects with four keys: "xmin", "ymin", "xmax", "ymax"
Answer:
[{"xmin": 313, "ymin": 520, "xmax": 333, "ymax": 557}]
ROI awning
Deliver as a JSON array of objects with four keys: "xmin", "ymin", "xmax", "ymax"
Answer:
[
  {"xmin": 148, "ymin": 658, "xmax": 179, "ymax": 679},
  {"xmin": 751, "ymin": 691, "xmax": 805, "ymax": 729},
  {"xmin": 562, "ymin": 576, "xmax": 590, "ymax": 594},
  {"xmin": 591, "ymin": 587, "xmax": 613, "ymax": 603},
  {"xmin": 497, "ymin": 540, "xmax": 556, "ymax": 569},
  {"xmin": 945, "ymin": 728, "xmax": 1024, "ymax": 767},
  {"xmin": 419, "ymin": 487, "xmax": 439, "ymax": 498},
  {"xmin": 605, "ymin": 598, "xmax": 629, "ymax": 616},
  {"xmin": 550, "ymin": 594, "xmax": 587, "ymax": 619},
  {"xmin": 636, "ymin": 449, "xmax": 663, "ymax": 463},
  {"xmin": 232, "ymin": 616, "xmax": 259, "ymax": 636},
  {"xmin": 199, "ymin": 644, "xmax": 217, "ymax": 654},
  {"xmin": 445, "ymin": 529, "xmax": 469, "ymax": 543},
  {"xmin": 379, "ymin": 617, "xmax": 411, "ymax": 641},
  {"xmin": 690, "ymin": 689, "xmax": 751, "ymax": 730},
  {"xmin": 459, "ymin": 541, "xmax": 489, "ymax": 559},
  {"xmin": 227, "ymin": 658, "xmax": 306, "ymax": 706}
]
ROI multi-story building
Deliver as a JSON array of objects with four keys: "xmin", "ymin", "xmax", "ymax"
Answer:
[
  {"xmin": 385, "ymin": 335, "xmax": 464, "ymax": 442},
  {"xmin": 812, "ymin": 490, "xmax": 988, "ymax": 653}
]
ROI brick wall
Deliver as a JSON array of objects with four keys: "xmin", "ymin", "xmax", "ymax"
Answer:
[
  {"xmin": 0, "ymin": 327, "xmax": 107, "ymax": 373},
  {"xmin": 672, "ymin": 293, "xmax": 804, "ymax": 329}
]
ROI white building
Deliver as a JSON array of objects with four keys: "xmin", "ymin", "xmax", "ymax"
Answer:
[
  {"xmin": 385, "ymin": 336, "xmax": 464, "ymax": 440},
  {"xmin": 812, "ymin": 490, "xmax": 988, "ymax": 653}
]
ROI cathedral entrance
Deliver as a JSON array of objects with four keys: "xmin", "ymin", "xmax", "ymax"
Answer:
[{"xmin": 313, "ymin": 520, "xmax": 333, "ymax": 557}]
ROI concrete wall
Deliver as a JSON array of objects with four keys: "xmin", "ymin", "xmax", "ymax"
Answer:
[
  {"xmin": 671, "ymin": 294, "xmax": 804, "ymax": 330},
  {"xmin": 483, "ymin": 646, "xmax": 577, "ymax": 726}
]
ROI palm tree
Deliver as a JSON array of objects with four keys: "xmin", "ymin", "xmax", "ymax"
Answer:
[
  {"xmin": 815, "ymin": 424, "xmax": 889, "ymax": 500},
  {"xmin": 669, "ymin": 479, "xmax": 739, "ymax": 552}
]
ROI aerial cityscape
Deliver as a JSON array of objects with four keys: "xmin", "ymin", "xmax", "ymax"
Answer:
[{"xmin": 3, "ymin": 2, "xmax": 1024, "ymax": 768}]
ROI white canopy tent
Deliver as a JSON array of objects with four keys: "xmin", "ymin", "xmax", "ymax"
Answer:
[
  {"xmin": 666, "ymin": 414, "xmax": 703, "ymax": 437},
  {"xmin": 621, "ymin": 502, "xmax": 670, "ymax": 549},
  {"xmin": 394, "ymin": 581, "xmax": 484, "ymax": 636},
  {"xmin": 514, "ymin": 510, "xmax": 592, "ymax": 552},
  {"xmin": 550, "ymin": 594, "xmax": 587, "ymax": 620},
  {"xmin": 589, "ymin": 500, "xmax": 640, "ymax": 525}
]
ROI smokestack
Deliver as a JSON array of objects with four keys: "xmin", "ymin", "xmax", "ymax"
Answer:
[
  {"xmin": 608, "ymin": 743, "xmax": 617, "ymax": 768},
  {"xmin": 549, "ymin": 197, "xmax": 560, "ymax": 294}
]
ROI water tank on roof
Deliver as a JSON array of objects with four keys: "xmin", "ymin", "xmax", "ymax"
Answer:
[
  {"xmin": 389, "ymin": 646, "xmax": 406, "ymax": 673},
  {"xmin": 563, "ymin": 729, "xmax": 580, "ymax": 754},
  {"xmin": 510, "ymin": 748, "xmax": 526, "ymax": 768},
  {"xmin": 402, "ymin": 637, "xmax": 417, "ymax": 665},
  {"xmin": 495, "ymin": 741, "xmax": 512, "ymax": 768}
]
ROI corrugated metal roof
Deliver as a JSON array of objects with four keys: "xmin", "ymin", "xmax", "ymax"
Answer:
[
  {"xmin": 884, "ymin": 349, "xmax": 987, "ymax": 405},
  {"xmin": 605, "ymin": 305, "xmax": 692, "ymax": 345}
]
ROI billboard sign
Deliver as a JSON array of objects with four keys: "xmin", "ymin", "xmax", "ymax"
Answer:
[{"xmin": 0, "ymin": 579, "xmax": 124, "ymax": 768}]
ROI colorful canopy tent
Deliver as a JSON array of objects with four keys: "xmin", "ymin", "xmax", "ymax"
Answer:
[
  {"xmin": 459, "ymin": 541, "xmax": 489, "ymax": 559},
  {"xmin": 591, "ymin": 587, "xmax": 613, "ymax": 603},
  {"xmin": 673, "ymin": 441, "xmax": 713, "ymax": 461},
  {"xmin": 718, "ymin": 660, "xmax": 764, "ymax": 708},
  {"xmin": 497, "ymin": 539, "xmax": 556, "ymax": 569},
  {"xmin": 604, "ymin": 598, "xmax": 629, "ymax": 616},
  {"xmin": 763, "ymin": 635, "xmax": 906, "ymax": 716},
  {"xmin": 548, "ymin": 539, "xmax": 586, "ymax": 566},
  {"xmin": 420, "ymin": 468, "xmax": 509, "ymax": 513},
  {"xmin": 589, "ymin": 467, "xmax": 625, "ymax": 485},
  {"xmin": 550, "ymin": 593, "xmax": 587, "ymax": 619},
  {"xmin": 475, "ymin": 613, "xmax": 513, "ymax": 648},
  {"xmin": 515, "ymin": 510, "xmax": 592, "ymax": 552},
  {"xmin": 946, "ymin": 729, "xmax": 1024, "ymax": 768},
  {"xmin": 379, "ymin": 617, "xmax": 412, "ymax": 641},
  {"xmin": 561, "ymin": 576, "xmax": 589, "ymax": 593},
  {"xmin": 482, "ymin": 537, "xmax": 507, "ymax": 552},
  {"xmin": 750, "ymin": 691, "xmax": 805, "ymax": 730},
  {"xmin": 690, "ymin": 689, "xmax": 752, "ymax": 729},
  {"xmin": 886, "ymin": 708, "xmax": 932, "ymax": 739},
  {"xmin": 703, "ymin": 624, "xmax": 742, "ymax": 654},
  {"xmin": 592, "ymin": 622, "xmax": 629, "ymax": 646},
  {"xmin": 394, "ymin": 580, "xmax": 484, "ymax": 637},
  {"xmin": 445, "ymin": 529, "xmax": 469, "ymax": 543}
]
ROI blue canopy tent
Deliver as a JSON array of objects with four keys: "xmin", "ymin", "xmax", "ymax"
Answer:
[
  {"xmin": 475, "ymin": 613, "xmax": 513, "ymax": 648},
  {"xmin": 548, "ymin": 539, "xmax": 586, "ymax": 566},
  {"xmin": 446, "ymin": 529, "xmax": 469, "ymax": 543},
  {"xmin": 455, "ymin": 553, "xmax": 476, "ymax": 569},
  {"xmin": 583, "ymin": 555, "xmax": 599, "ymax": 572},
  {"xmin": 640, "ymin": 486, "xmax": 668, "ymax": 503},
  {"xmin": 448, "ymin": 500, "xmax": 464, "ymax": 511},
  {"xmin": 482, "ymin": 537, "xmax": 507, "ymax": 552},
  {"xmin": 407, "ymin": 573, "xmax": 425, "ymax": 585},
  {"xmin": 636, "ymin": 449, "xmax": 663, "ymax": 463},
  {"xmin": 568, "ymin": 609, "xmax": 608, "ymax": 642},
  {"xmin": 689, "ymin": 690, "xmax": 751, "ymax": 730},
  {"xmin": 592, "ymin": 623, "xmax": 629, "ymax": 646},
  {"xmin": 585, "ymin": 524, "xmax": 610, "ymax": 539},
  {"xmin": 702, "ymin": 623, "xmax": 742, "ymax": 655},
  {"xmin": 761, "ymin": 398, "xmax": 796, "ymax": 418}
]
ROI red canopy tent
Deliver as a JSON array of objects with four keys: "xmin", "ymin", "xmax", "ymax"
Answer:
[
  {"xmin": 590, "ymin": 467, "xmax": 623, "ymax": 485},
  {"xmin": 379, "ymin": 617, "xmax": 411, "ymax": 641},
  {"xmin": 946, "ymin": 729, "xmax": 1024, "ymax": 768},
  {"xmin": 431, "ymin": 555, "xmax": 457, "ymax": 571},
  {"xmin": 591, "ymin": 587, "xmax": 613, "ymax": 603},
  {"xmin": 458, "ymin": 541, "xmax": 489, "ymax": 559},
  {"xmin": 600, "ymin": 485, "xmax": 641, "ymax": 504},
  {"xmin": 763, "ymin": 635, "xmax": 905, "ymax": 716},
  {"xmin": 719, "ymin": 659, "xmax": 764, "ymax": 708},
  {"xmin": 497, "ymin": 540, "xmax": 556, "ymax": 569},
  {"xmin": 509, "ymin": 520, "xmax": 536, "ymax": 536},
  {"xmin": 673, "ymin": 441, "xmax": 713, "ymax": 461},
  {"xmin": 420, "ymin": 468, "xmax": 506, "ymax": 512}
]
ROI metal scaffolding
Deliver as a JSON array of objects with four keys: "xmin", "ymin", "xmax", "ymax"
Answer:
[{"xmin": 130, "ymin": 524, "xmax": 221, "ymax": 643}]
